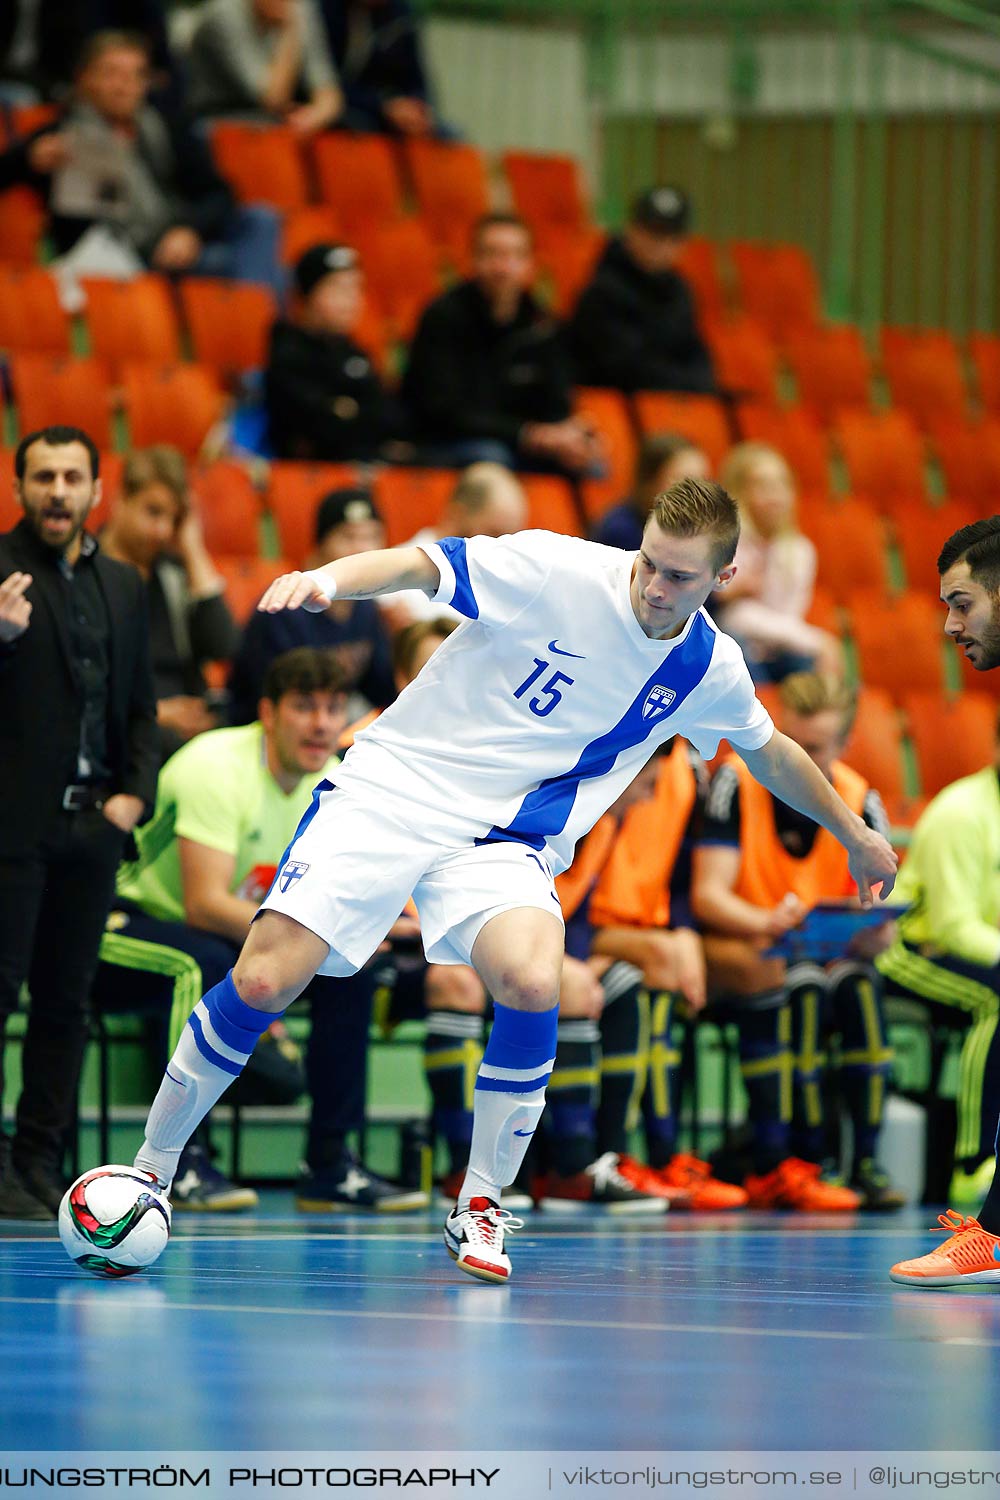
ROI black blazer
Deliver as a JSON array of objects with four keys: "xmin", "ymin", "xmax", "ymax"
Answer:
[{"xmin": 0, "ymin": 522, "xmax": 160, "ymax": 857}]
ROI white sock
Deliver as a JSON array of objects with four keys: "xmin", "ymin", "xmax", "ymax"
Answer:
[
  {"xmin": 134, "ymin": 973, "xmax": 276, "ymax": 1190},
  {"xmin": 458, "ymin": 1086, "xmax": 546, "ymax": 1210}
]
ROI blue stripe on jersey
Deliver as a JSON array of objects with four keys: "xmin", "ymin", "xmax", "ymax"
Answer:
[
  {"xmin": 436, "ymin": 536, "xmax": 480, "ymax": 620},
  {"xmin": 262, "ymin": 777, "xmax": 331, "ymax": 905},
  {"xmin": 480, "ymin": 612, "xmax": 717, "ymax": 850}
]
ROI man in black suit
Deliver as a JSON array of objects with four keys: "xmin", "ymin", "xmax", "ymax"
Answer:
[{"xmin": 0, "ymin": 425, "xmax": 159, "ymax": 1220}]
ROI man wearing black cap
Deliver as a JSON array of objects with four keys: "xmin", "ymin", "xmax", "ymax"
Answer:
[
  {"xmin": 228, "ymin": 486, "xmax": 396, "ymax": 725},
  {"xmin": 569, "ymin": 186, "xmax": 715, "ymax": 395},
  {"xmin": 265, "ymin": 242, "xmax": 396, "ymax": 462}
]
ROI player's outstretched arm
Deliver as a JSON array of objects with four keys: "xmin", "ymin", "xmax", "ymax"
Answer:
[
  {"xmin": 257, "ymin": 546, "xmax": 441, "ymax": 614},
  {"xmin": 737, "ymin": 729, "xmax": 898, "ymax": 908}
]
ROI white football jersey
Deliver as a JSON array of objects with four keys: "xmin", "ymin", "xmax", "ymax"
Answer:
[{"xmin": 333, "ymin": 531, "xmax": 774, "ymax": 874}]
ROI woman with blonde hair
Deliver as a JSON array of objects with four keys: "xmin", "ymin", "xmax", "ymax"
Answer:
[{"xmin": 714, "ymin": 441, "xmax": 841, "ymax": 683}]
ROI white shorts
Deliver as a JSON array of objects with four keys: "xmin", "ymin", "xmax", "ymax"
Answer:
[{"xmin": 259, "ymin": 780, "xmax": 564, "ymax": 974}]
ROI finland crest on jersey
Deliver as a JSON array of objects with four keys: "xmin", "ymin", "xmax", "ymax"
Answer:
[{"xmin": 642, "ymin": 684, "xmax": 676, "ymax": 720}]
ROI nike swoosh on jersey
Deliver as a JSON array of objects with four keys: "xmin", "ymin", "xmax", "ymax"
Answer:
[
  {"xmin": 513, "ymin": 1129, "xmax": 536, "ymax": 1137},
  {"xmin": 547, "ymin": 640, "xmax": 586, "ymax": 659}
]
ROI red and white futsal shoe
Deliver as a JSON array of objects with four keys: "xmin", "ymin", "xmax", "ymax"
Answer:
[
  {"xmin": 443, "ymin": 1196, "xmax": 524, "ymax": 1284},
  {"xmin": 889, "ymin": 1210, "xmax": 1000, "ymax": 1288}
]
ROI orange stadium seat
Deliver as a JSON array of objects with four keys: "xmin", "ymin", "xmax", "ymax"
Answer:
[
  {"xmin": 352, "ymin": 218, "xmax": 443, "ymax": 342},
  {"xmin": 836, "ymin": 408, "xmax": 928, "ymax": 508},
  {"xmin": 210, "ymin": 123, "xmax": 310, "ymax": 212},
  {"xmin": 98, "ymin": 450, "xmax": 124, "ymax": 505},
  {"xmin": 371, "ymin": 467, "xmax": 456, "ymax": 548},
  {"xmin": 928, "ymin": 417, "xmax": 1000, "ymax": 506},
  {"xmin": 179, "ymin": 279, "xmax": 277, "ymax": 377},
  {"xmin": 805, "ymin": 583, "xmax": 842, "ymax": 639},
  {"xmin": 574, "ymin": 387, "xmax": 637, "ymax": 522},
  {"xmin": 280, "ymin": 205, "xmax": 343, "ymax": 265},
  {"xmin": 969, "ymin": 334, "xmax": 1000, "ymax": 413},
  {"xmin": 737, "ymin": 403, "xmax": 832, "ymax": 498},
  {"xmin": 216, "ymin": 555, "xmax": 291, "ymax": 624},
  {"xmin": 402, "ymin": 139, "xmax": 490, "ymax": 260},
  {"xmin": 803, "ymin": 498, "xmax": 891, "ymax": 600},
  {"xmin": 632, "ymin": 392, "xmax": 731, "ymax": 468},
  {"xmin": 881, "ymin": 328, "xmax": 968, "ymax": 428},
  {"xmin": 194, "ymin": 461, "xmax": 261, "ymax": 558},
  {"xmin": 535, "ymin": 227, "xmax": 605, "ymax": 318},
  {"xmin": 522, "ymin": 475, "xmax": 583, "ymax": 537},
  {"xmin": 904, "ymin": 691, "xmax": 997, "ymax": 797},
  {"xmin": 849, "ymin": 590, "xmax": 946, "ymax": 696},
  {"xmin": 0, "ymin": 187, "xmax": 47, "ymax": 265},
  {"xmin": 0, "ymin": 265, "xmax": 70, "ymax": 355},
  {"xmin": 895, "ymin": 501, "xmax": 975, "ymax": 594},
  {"xmin": 121, "ymin": 362, "xmax": 224, "ymax": 456},
  {"xmin": 706, "ymin": 318, "xmax": 780, "ymax": 407},
  {"xmin": 313, "ymin": 133, "xmax": 405, "ymax": 237},
  {"xmin": 501, "ymin": 151, "xmax": 591, "ymax": 242},
  {"xmin": 730, "ymin": 241, "xmax": 822, "ymax": 342},
  {"xmin": 842, "ymin": 687, "xmax": 912, "ymax": 826},
  {"xmin": 785, "ymin": 325, "xmax": 872, "ymax": 421},
  {"xmin": 7, "ymin": 104, "xmax": 59, "ymax": 141},
  {"xmin": 675, "ymin": 237, "xmax": 727, "ymax": 325},
  {"xmin": 0, "ymin": 448, "xmax": 18, "ymax": 531},
  {"xmin": 9, "ymin": 354, "xmax": 112, "ymax": 448},
  {"xmin": 267, "ymin": 461, "xmax": 360, "ymax": 564},
  {"xmin": 82, "ymin": 275, "xmax": 181, "ymax": 372}
]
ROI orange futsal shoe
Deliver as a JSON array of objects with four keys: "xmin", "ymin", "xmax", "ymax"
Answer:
[
  {"xmin": 743, "ymin": 1156, "xmax": 861, "ymax": 1211},
  {"xmin": 889, "ymin": 1211, "xmax": 1000, "ymax": 1288},
  {"xmin": 617, "ymin": 1154, "xmax": 691, "ymax": 1207},
  {"xmin": 655, "ymin": 1152, "xmax": 749, "ymax": 1210}
]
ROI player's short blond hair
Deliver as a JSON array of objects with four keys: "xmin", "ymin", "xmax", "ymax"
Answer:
[
  {"xmin": 649, "ymin": 478, "xmax": 740, "ymax": 568},
  {"xmin": 779, "ymin": 672, "xmax": 856, "ymax": 737}
]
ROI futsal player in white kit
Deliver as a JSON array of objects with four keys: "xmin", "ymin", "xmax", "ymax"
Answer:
[{"xmin": 132, "ymin": 479, "xmax": 897, "ymax": 1283}]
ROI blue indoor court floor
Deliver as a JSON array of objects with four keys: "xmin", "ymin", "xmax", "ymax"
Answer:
[{"xmin": 2, "ymin": 1199, "xmax": 1000, "ymax": 1455}]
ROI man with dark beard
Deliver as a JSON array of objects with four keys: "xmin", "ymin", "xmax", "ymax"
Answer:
[
  {"xmin": 889, "ymin": 518, "xmax": 1000, "ymax": 1287},
  {"xmin": 0, "ymin": 426, "xmax": 158, "ymax": 1219}
]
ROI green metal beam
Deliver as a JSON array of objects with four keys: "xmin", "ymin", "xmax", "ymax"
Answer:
[
  {"xmin": 891, "ymin": 0, "xmax": 1000, "ymax": 38},
  {"xmin": 884, "ymin": 25, "xmax": 1000, "ymax": 83}
]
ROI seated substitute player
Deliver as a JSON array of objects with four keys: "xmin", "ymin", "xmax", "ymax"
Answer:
[
  {"xmin": 890, "ymin": 515, "xmax": 1000, "ymax": 1287},
  {"xmin": 692, "ymin": 672, "xmax": 901, "ymax": 1210},
  {"xmin": 538, "ymin": 740, "xmax": 745, "ymax": 1211},
  {"xmin": 101, "ymin": 647, "xmax": 424, "ymax": 1212},
  {"xmin": 580, "ymin": 737, "xmax": 750, "ymax": 1210},
  {"xmin": 124, "ymin": 477, "xmax": 897, "ymax": 1284}
]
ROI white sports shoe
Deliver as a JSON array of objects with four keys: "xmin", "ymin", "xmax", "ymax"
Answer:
[{"xmin": 443, "ymin": 1196, "xmax": 524, "ymax": 1284}]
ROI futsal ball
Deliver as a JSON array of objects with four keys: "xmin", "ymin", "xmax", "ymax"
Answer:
[{"xmin": 58, "ymin": 1165, "xmax": 171, "ymax": 1278}]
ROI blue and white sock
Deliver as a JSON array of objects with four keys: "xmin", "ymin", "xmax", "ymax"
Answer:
[
  {"xmin": 134, "ymin": 971, "xmax": 281, "ymax": 1190},
  {"xmin": 459, "ymin": 1001, "xmax": 558, "ymax": 1210}
]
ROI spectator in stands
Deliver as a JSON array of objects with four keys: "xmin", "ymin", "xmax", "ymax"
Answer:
[
  {"xmin": 265, "ymin": 243, "xmax": 398, "ymax": 463},
  {"xmin": 691, "ymin": 672, "xmax": 901, "ymax": 1211},
  {"xmin": 876, "ymin": 719, "xmax": 1000, "ymax": 1210},
  {"xmin": 569, "ymin": 185, "xmax": 715, "ymax": 395},
  {"xmin": 0, "ymin": 425, "xmax": 158, "ymax": 1221},
  {"xmin": 384, "ymin": 462, "xmax": 528, "ymax": 628},
  {"xmin": 712, "ymin": 442, "xmax": 841, "ymax": 683},
  {"xmin": 187, "ymin": 0, "xmax": 343, "ymax": 137},
  {"xmin": 101, "ymin": 647, "xmax": 425, "ymax": 1211},
  {"xmin": 319, "ymin": 0, "xmax": 442, "ymax": 136},
  {"xmin": 1, "ymin": 1, "xmax": 176, "ymax": 108},
  {"xmin": 99, "ymin": 447, "xmax": 240, "ymax": 763},
  {"xmin": 594, "ymin": 433, "xmax": 711, "ymax": 553},
  {"xmin": 403, "ymin": 212, "xmax": 602, "ymax": 476},
  {"xmin": 0, "ymin": 30, "xmax": 283, "ymax": 295},
  {"xmin": 228, "ymin": 486, "xmax": 395, "ymax": 724}
]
